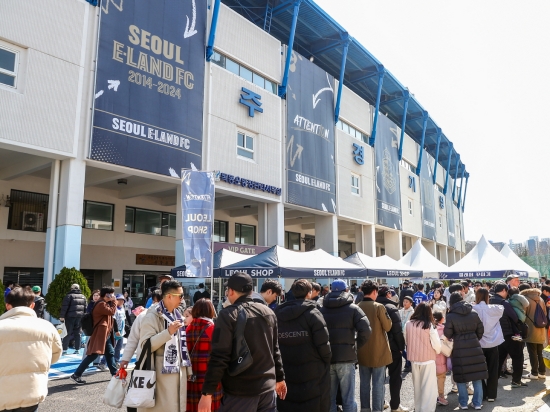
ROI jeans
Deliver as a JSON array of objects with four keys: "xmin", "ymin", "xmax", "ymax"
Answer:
[
  {"xmin": 62, "ymin": 317, "xmax": 82, "ymax": 351},
  {"xmin": 458, "ymin": 380, "xmax": 482, "ymax": 408},
  {"xmin": 387, "ymin": 351, "xmax": 402, "ymax": 409},
  {"xmin": 359, "ymin": 365, "xmax": 386, "ymax": 412},
  {"xmin": 482, "ymin": 346, "xmax": 500, "ymax": 400},
  {"xmin": 114, "ymin": 338, "xmax": 124, "ymax": 362},
  {"xmin": 526, "ymin": 342, "xmax": 546, "ymax": 375},
  {"xmin": 74, "ymin": 336, "xmax": 116, "ymax": 377},
  {"xmin": 329, "ymin": 363, "xmax": 357, "ymax": 412}
]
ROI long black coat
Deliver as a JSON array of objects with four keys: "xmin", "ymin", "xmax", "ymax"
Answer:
[
  {"xmin": 444, "ymin": 301, "xmax": 488, "ymax": 383},
  {"xmin": 376, "ymin": 296, "xmax": 405, "ymax": 353},
  {"xmin": 275, "ymin": 299, "xmax": 332, "ymax": 412}
]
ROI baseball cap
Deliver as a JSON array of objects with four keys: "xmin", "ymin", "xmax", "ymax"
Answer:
[
  {"xmin": 115, "ymin": 294, "xmax": 126, "ymax": 301},
  {"xmin": 224, "ymin": 272, "xmax": 253, "ymax": 293},
  {"xmin": 32, "ymin": 286, "xmax": 41, "ymax": 293},
  {"xmin": 494, "ymin": 283, "xmax": 508, "ymax": 294},
  {"xmin": 331, "ymin": 279, "xmax": 348, "ymax": 292},
  {"xmin": 378, "ymin": 286, "xmax": 390, "ymax": 296},
  {"xmin": 506, "ymin": 274, "xmax": 519, "ymax": 282}
]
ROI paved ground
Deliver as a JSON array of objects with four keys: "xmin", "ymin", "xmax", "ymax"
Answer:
[{"xmin": 42, "ymin": 352, "xmax": 550, "ymax": 412}]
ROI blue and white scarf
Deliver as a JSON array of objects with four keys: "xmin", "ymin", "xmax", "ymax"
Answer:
[{"xmin": 157, "ymin": 301, "xmax": 190, "ymax": 374}]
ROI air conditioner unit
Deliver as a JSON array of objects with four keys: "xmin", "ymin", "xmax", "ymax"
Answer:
[{"xmin": 21, "ymin": 211, "xmax": 44, "ymax": 231}]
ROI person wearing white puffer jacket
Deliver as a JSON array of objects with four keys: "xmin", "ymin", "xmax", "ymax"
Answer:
[{"xmin": 0, "ymin": 286, "xmax": 62, "ymax": 412}]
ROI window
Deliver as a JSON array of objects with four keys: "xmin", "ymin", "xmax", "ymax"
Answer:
[
  {"xmin": 210, "ymin": 51, "xmax": 278, "ymax": 94},
  {"xmin": 237, "ymin": 131, "xmax": 254, "ymax": 160},
  {"xmin": 235, "ymin": 223, "xmax": 256, "ymax": 245},
  {"xmin": 7, "ymin": 189, "xmax": 48, "ymax": 232},
  {"xmin": 285, "ymin": 231, "xmax": 301, "ymax": 251},
  {"xmin": 408, "ymin": 199, "xmax": 413, "ymax": 216},
  {"xmin": 439, "ymin": 215, "xmax": 443, "ymax": 228},
  {"xmin": 436, "ymin": 184, "xmax": 444, "ymax": 194},
  {"xmin": 83, "ymin": 201, "xmax": 114, "ymax": 231},
  {"xmin": 125, "ymin": 207, "xmax": 176, "ymax": 237},
  {"xmin": 336, "ymin": 119, "xmax": 369, "ymax": 143},
  {"xmin": 214, "ymin": 220, "xmax": 228, "ymax": 242},
  {"xmin": 351, "ymin": 173, "xmax": 360, "ymax": 195},
  {"xmin": 0, "ymin": 46, "xmax": 17, "ymax": 88},
  {"xmin": 400, "ymin": 159, "xmax": 416, "ymax": 174}
]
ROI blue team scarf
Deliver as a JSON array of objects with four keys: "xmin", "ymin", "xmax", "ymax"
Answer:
[{"xmin": 157, "ymin": 301, "xmax": 190, "ymax": 373}]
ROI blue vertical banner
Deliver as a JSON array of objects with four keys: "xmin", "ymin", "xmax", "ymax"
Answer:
[
  {"xmin": 286, "ymin": 51, "xmax": 337, "ymax": 212},
  {"xmin": 446, "ymin": 189, "xmax": 456, "ymax": 248},
  {"xmin": 90, "ymin": 0, "xmax": 207, "ymax": 177},
  {"xmin": 375, "ymin": 115, "xmax": 402, "ymax": 230},
  {"xmin": 421, "ymin": 154, "xmax": 436, "ymax": 240},
  {"xmin": 181, "ymin": 170, "xmax": 215, "ymax": 278}
]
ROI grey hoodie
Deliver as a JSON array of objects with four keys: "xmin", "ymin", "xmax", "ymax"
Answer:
[{"xmin": 473, "ymin": 301, "xmax": 505, "ymax": 348}]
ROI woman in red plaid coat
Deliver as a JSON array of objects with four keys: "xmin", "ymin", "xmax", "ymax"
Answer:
[{"xmin": 186, "ymin": 299, "xmax": 222, "ymax": 412}]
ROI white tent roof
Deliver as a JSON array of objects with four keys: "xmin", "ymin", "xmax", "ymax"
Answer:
[
  {"xmin": 500, "ymin": 244, "xmax": 540, "ymax": 278},
  {"xmin": 344, "ymin": 253, "xmax": 422, "ymax": 277},
  {"xmin": 399, "ymin": 239, "xmax": 449, "ymax": 278},
  {"xmin": 442, "ymin": 235, "xmax": 527, "ymax": 279}
]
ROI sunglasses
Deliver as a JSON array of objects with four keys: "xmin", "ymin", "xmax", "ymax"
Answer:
[{"xmin": 166, "ymin": 293, "xmax": 184, "ymax": 299}]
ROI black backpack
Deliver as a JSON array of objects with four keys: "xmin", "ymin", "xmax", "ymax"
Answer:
[{"xmin": 81, "ymin": 303, "xmax": 98, "ymax": 336}]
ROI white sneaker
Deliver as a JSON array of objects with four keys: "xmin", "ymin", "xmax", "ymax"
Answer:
[
  {"xmin": 451, "ymin": 384, "xmax": 458, "ymax": 393},
  {"xmin": 391, "ymin": 406, "xmax": 409, "ymax": 412},
  {"xmin": 522, "ymin": 373, "xmax": 534, "ymax": 379},
  {"xmin": 539, "ymin": 374, "xmax": 546, "ymax": 379}
]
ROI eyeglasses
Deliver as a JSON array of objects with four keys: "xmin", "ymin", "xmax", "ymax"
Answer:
[{"xmin": 166, "ymin": 293, "xmax": 184, "ymax": 299}]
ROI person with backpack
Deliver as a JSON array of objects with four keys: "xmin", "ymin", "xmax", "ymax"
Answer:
[
  {"xmin": 520, "ymin": 286, "xmax": 548, "ymax": 379},
  {"xmin": 32, "ymin": 286, "xmax": 45, "ymax": 318},
  {"xmin": 198, "ymin": 272, "xmax": 286, "ymax": 412}
]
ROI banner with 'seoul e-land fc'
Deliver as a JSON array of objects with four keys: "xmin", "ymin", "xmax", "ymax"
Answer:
[
  {"xmin": 286, "ymin": 51, "xmax": 336, "ymax": 213},
  {"xmin": 181, "ymin": 170, "xmax": 215, "ymax": 278},
  {"xmin": 375, "ymin": 115, "xmax": 402, "ymax": 230},
  {"xmin": 90, "ymin": 0, "xmax": 207, "ymax": 177}
]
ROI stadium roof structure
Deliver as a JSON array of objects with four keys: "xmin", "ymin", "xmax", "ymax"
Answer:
[{"xmin": 216, "ymin": 0, "xmax": 469, "ymax": 210}]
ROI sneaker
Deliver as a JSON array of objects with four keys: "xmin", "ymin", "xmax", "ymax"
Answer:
[
  {"xmin": 539, "ymin": 374, "xmax": 546, "ymax": 379},
  {"xmin": 511, "ymin": 334, "xmax": 523, "ymax": 341},
  {"xmin": 467, "ymin": 385, "xmax": 474, "ymax": 395},
  {"xmin": 62, "ymin": 350, "xmax": 68, "ymax": 356},
  {"xmin": 459, "ymin": 405, "xmax": 468, "ymax": 410},
  {"xmin": 487, "ymin": 398, "xmax": 495, "ymax": 402},
  {"xmin": 469, "ymin": 403, "xmax": 482, "ymax": 410},
  {"xmin": 437, "ymin": 397, "xmax": 449, "ymax": 406},
  {"xmin": 522, "ymin": 372, "xmax": 533, "ymax": 379},
  {"xmin": 499, "ymin": 373, "xmax": 507, "ymax": 379},
  {"xmin": 70, "ymin": 374, "xmax": 86, "ymax": 384},
  {"xmin": 391, "ymin": 406, "xmax": 409, "ymax": 412},
  {"xmin": 96, "ymin": 364, "xmax": 108, "ymax": 371},
  {"xmin": 511, "ymin": 381, "xmax": 528, "ymax": 387},
  {"xmin": 451, "ymin": 384, "xmax": 458, "ymax": 393}
]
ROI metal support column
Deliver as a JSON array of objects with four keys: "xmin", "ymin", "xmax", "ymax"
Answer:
[
  {"xmin": 415, "ymin": 111, "xmax": 429, "ymax": 176},
  {"xmin": 206, "ymin": 0, "xmax": 222, "ymax": 61},
  {"xmin": 397, "ymin": 91, "xmax": 410, "ymax": 161},
  {"xmin": 278, "ymin": 0, "xmax": 302, "ymax": 98},
  {"xmin": 461, "ymin": 174, "xmax": 469, "ymax": 212},
  {"xmin": 457, "ymin": 168, "xmax": 466, "ymax": 208},
  {"xmin": 432, "ymin": 128, "xmax": 442, "ymax": 184},
  {"xmin": 452, "ymin": 157, "xmax": 460, "ymax": 201},
  {"xmin": 368, "ymin": 66, "xmax": 385, "ymax": 146},
  {"xmin": 443, "ymin": 144, "xmax": 453, "ymax": 195},
  {"xmin": 334, "ymin": 36, "xmax": 351, "ymax": 124}
]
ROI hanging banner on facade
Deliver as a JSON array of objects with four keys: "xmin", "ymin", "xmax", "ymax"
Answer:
[
  {"xmin": 90, "ymin": 0, "xmax": 207, "ymax": 177},
  {"xmin": 375, "ymin": 115, "xmax": 402, "ymax": 230},
  {"xmin": 286, "ymin": 51, "xmax": 336, "ymax": 213},
  {"xmin": 446, "ymin": 188, "xmax": 456, "ymax": 248},
  {"xmin": 421, "ymin": 154, "xmax": 436, "ymax": 241},
  {"xmin": 181, "ymin": 170, "xmax": 215, "ymax": 278}
]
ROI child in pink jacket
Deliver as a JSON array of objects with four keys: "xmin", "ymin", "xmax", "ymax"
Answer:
[{"xmin": 434, "ymin": 311, "xmax": 449, "ymax": 406}]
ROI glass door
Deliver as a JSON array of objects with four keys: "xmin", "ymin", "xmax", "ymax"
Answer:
[{"xmin": 123, "ymin": 274, "xmax": 146, "ymax": 307}]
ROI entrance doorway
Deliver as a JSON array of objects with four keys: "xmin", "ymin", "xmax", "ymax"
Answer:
[{"xmin": 123, "ymin": 271, "xmax": 166, "ymax": 307}]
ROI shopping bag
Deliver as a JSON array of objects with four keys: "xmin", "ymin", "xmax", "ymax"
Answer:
[
  {"xmin": 440, "ymin": 337, "xmax": 453, "ymax": 357},
  {"xmin": 542, "ymin": 345, "xmax": 550, "ymax": 369},
  {"xmin": 123, "ymin": 338, "xmax": 156, "ymax": 408},
  {"xmin": 103, "ymin": 368, "xmax": 128, "ymax": 408},
  {"xmin": 56, "ymin": 322, "xmax": 67, "ymax": 339}
]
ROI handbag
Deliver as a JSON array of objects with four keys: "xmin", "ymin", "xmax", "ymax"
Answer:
[
  {"xmin": 56, "ymin": 322, "xmax": 67, "ymax": 339},
  {"xmin": 103, "ymin": 367, "xmax": 128, "ymax": 408},
  {"xmin": 123, "ymin": 338, "xmax": 156, "ymax": 408},
  {"xmin": 188, "ymin": 323, "xmax": 211, "ymax": 382},
  {"xmin": 440, "ymin": 336, "xmax": 453, "ymax": 357}
]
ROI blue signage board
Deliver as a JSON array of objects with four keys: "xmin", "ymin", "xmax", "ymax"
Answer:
[
  {"xmin": 446, "ymin": 188, "xmax": 456, "ymax": 248},
  {"xmin": 439, "ymin": 270, "xmax": 528, "ymax": 280},
  {"xmin": 286, "ymin": 51, "xmax": 336, "ymax": 213},
  {"xmin": 421, "ymin": 154, "xmax": 436, "ymax": 241},
  {"xmin": 90, "ymin": 0, "xmax": 207, "ymax": 177},
  {"xmin": 375, "ymin": 115, "xmax": 402, "ymax": 230},
  {"xmin": 181, "ymin": 170, "xmax": 215, "ymax": 278}
]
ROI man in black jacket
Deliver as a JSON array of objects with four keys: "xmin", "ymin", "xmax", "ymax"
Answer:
[
  {"xmin": 376, "ymin": 286, "xmax": 407, "ymax": 412},
  {"xmin": 490, "ymin": 283, "xmax": 526, "ymax": 387},
  {"xmin": 32, "ymin": 286, "xmax": 45, "ymax": 318},
  {"xmin": 319, "ymin": 279, "xmax": 371, "ymax": 412},
  {"xmin": 199, "ymin": 272, "xmax": 286, "ymax": 412},
  {"xmin": 59, "ymin": 284, "xmax": 87, "ymax": 355},
  {"xmin": 399, "ymin": 281, "xmax": 414, "ymax": 308},
  {"xmin": 274, "ymin": 279, "xmax": 331, "ymax": 412}
]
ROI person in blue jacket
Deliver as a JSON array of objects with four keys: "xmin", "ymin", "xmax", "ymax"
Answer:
[{"xmin": 412, "ymin": 284, "xmax": 428, "ymax": 307}]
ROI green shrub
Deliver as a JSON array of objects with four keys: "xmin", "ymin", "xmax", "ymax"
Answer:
[
  {"xmin": 0, "ymin": 282, "xmax": 5, "ymax": 316},
  {"xmin": 44, "ymin": 267, "xmax": 91, "ymax": 319}
]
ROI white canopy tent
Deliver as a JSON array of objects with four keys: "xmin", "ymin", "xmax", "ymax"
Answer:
[
  {"xmin": 500, "ymin": 244, "xmax": 540, "ymax": 278},
  {"xmin": 399, "ymin": 239, "xmax": 449, "ymax": 278},
  {"xmin": 344, "ymin": 252, "xmax": 423, "ymax": 278},
  {"xmin": 440, "ymin": 235, "xmax": 528, "ymax": 279}
]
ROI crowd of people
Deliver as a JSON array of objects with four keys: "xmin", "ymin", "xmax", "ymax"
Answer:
[{"xmin": 2, "ymin": 273, "xmax": 550, "ymax": 412}]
